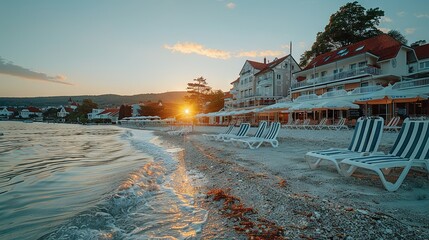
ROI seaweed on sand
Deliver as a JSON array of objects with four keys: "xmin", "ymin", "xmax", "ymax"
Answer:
[{"xmin": 207, "ymin": 188, "xmax": 285, "ymax": 239}]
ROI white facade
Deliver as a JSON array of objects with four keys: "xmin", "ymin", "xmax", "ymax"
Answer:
[
  {"xmin": 0, "ymin": 107, "xmax": 14, "ymax": 117},
  {"xmin": 87, "ymin": 109, "xmax": 105, "ymax": 120},
  {"xmin": 132, "ymin": 104, "xmax": 141, "ymax": 117}
]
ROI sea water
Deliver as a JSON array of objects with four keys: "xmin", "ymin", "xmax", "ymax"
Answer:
[{"xmin": 0, "ymin": 122, "xmax": 207, "ymax": 240}]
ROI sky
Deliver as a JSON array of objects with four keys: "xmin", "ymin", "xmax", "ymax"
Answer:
[{"xmin": 0, "ymin": 0, "xmax": 428, "ymax": 97}]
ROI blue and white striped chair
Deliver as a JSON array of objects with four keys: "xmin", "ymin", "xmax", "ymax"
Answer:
[
  {"xmin": 225, "ymin": 121, "xmax": 267, "ymax": 142},
  {"xmin": 340, "ymin": 118, "xmax": 429, "ymax": 191},
  {"xmin": 230, "ymin": 122, "xmax": 281, "ymax": 149},
  {"xmin": 215, "ymin": 123, "xmax": 250, "ymax": 141},
  {"xmin": 306, "ymin": 117, "xmax": 384, "ymax": 173},
  {"xmin": 203, "ymin": 125, "xmax": 234, "ymax": 141}
]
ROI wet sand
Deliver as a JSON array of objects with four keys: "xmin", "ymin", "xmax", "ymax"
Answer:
[{"xmin": 155, "ymin": 126, "xmax": 429, "ymax": 239}]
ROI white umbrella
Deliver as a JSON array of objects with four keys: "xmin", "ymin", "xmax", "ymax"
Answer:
[{"xmin": 314, "ymin": 99, "xmax": 360, "ymax": 110}]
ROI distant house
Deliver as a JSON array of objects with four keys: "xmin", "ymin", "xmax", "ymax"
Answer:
[
  {"xmin": 87, "ymin": 109, "xmax": 105, "ymax": 120},
  {"xmin": 97, "ymin": 108, "xmax": 119, "ymax": 123},
  {"xmin": 20, "ymin": 107, "xmax": 42, "ymax": 118},
  {"xmin": 67, "ymin": 97, "xmax": 79, "ymax": 110},
  {"xmin": 0, "ymin": 107, "xmax": 15, "ymax": 118},
  {"xmin": 57, "ymin": 106, "xmax": 74, "ymax": 118}
]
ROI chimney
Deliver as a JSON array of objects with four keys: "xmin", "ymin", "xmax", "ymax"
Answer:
[{"xmin": 264, "ymin": 57, "xmax": 266, "ymax": 64}]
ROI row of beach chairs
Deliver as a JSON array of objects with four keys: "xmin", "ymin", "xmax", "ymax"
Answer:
[
  {"xmin": 202, "ymin": 121, "xmax": 281, "ymax": 149},
  {"xmin": 306, "ymin": 117, "xmax": 429, "ymax": 191},
  {"xmin": 201, "ymin": 117, "xmax": 428, "ymax": 191},
  {"xmin": 282, "ymin": 118, "xmax": 349, "ymax": 131}
]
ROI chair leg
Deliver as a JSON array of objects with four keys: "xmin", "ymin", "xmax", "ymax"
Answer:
[
  {"xmin": 375, "ymin": 164, "xmax": 412, "ymax": 192},
  {"xmin": 307, "ymin": 157, "xmax": 323, "ymax": 169},
  {"xmin": 340, "ymin": 164, "xmax": 358, "ymax": 177}
]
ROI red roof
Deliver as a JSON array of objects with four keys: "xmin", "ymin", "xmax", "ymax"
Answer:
[
  {"xmin": 224, "ymin": 92, "xmax": 233, "ymax": 99},
  {"xmin": 255, "ymin": 55, "xmax": 289, "ymax": 76},
  {"xmin": 247, "ymin": 60, "xmax": 267, "ymax": 70},
  {"xmin": 65, "ymin": 107, "xmax": 74, "ymax": 113},
  {"xmin": 99, "ymin": 108, "xmax": 119, "ymax": 115},
  {"xmin": 302, "ymin": 34, "xmax": 402, "ymax": 71},
  {"xmin": 414, "ymin": 43, "xmax": 429, "ymax": 60},
  {"xmin": 27, "ymin": 106, "xmax": 41, "ymax": 112}
]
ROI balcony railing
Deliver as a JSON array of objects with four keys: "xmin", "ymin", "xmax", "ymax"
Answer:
[
  {"xmin": 392, "ymin": 77, "xmax": 429, "ymax": 90},
  {"xmin": 292, "ymin": 66, "xmax": 381, "ymax": 89},
  {"xmin": 258, "ymin": 78, "xmax": 273, "ymax": 86},
  {"xmin": 350, "ymin": 85, "xmax": 383, "ymax": 95}
]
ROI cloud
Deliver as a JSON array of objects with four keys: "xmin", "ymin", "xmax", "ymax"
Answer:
[
  {"xmin": 380, "ymin": 16, "xmax": 392, "ymax": 23},
  {"xmin": 0, "ymin": 57, "xmax": 71, "ymax": 85},
  {"xmin": 164, "ymin": 41, "xmax": 287, "ymax": 59},
  {"xmin": 235, "ymin": 50, "xmax": 284, "ymax": 58},
  {"xmin": 298, "ymin": 41, "xmax": 307, "ymax": 49},
  {"xmin": 226, "ymin": 2, "xmax": 236, "ymax": 9},
  {"xmin": 377, "ymin": 27, "xmax": 390, "ymax": 33},
  {"xmin": 405, "ymin": 28, "xmax": 416, "ymax": 34},
  {"xmin": 415, "ymin": 13, "xmax": 429, "ymax": 18},
  {"xmin": 164, "ymin": 42, "xmax": 231, "ymax": 59},
  {"xmin": 397, "ymin": 11, "xmax": 406, "ymax": 17}
]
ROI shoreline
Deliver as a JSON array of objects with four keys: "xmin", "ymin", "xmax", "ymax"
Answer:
[{"xmin": 155, "ymin": 127, "xmax": 429, "ymax": 239}]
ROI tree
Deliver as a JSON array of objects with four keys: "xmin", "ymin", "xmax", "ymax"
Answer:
[
  {"xmin": 205, "ymin": 90, "xmax": 225, "ymax": 113},
  {"xmin": 300, "ymin": 1, "xmax": 384, "ymax": 66},
  {"xmin": 185, "ymin": 76, "xmax": 212, "ymax": 113},
  {"xmin": 388, "ymin": 30, "xmax": 408, "ymax": 45},
  {"xmin": 43, "ymin": 107, "xmax": 59, "ymax": 120},
  {"xmin": 411, "ymin": 40, "xmax": 427, "ymax": 48},
  {"xmin": 118, "ymin": 104, "xmax": 132, "ymax": 120},
  {"xmin": 67, "ymin": 99, "xmax": 98, "ymax": 123}
]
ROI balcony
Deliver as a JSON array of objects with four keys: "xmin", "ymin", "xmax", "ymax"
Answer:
[
  {"xmin": 292, "ymin": 66, "xmax": 381, "ymax": 89},
  {"xmin": 392, "ymin": 77, "xmax": 429, "ymax": 90},
  {"xmin": 258, "ymin": 78, "xmax": 273, "ymax": 87}
]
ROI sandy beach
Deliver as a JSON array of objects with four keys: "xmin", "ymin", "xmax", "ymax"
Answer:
[{"xmin": 155, "ymin": 126, "xmax": 429, "ymax": 239}]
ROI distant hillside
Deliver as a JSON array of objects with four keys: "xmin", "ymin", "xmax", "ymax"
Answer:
[{"xmin": 0, "ymin": 91, "xmax": 188, "ymax": 107}]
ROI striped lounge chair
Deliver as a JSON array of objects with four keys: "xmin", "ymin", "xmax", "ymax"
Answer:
[
  {"xmin": 230, "ymin": 122, "xmax": 281, "ymax": 149},
  {"xmin": 305, "ymin": 117, "xmax": 384, "ymax": 173},
  {"xmin": 340, "ymin": 118, "xmax": 429, "ymax": 191},
  {"xmin": 202, "ymin": 125, "xmax": 234, "ymax": 141},
  {"xmin": 216, "ymin": 123, "xmax": 250, "ymax": 141},
  {"xmin": 226, "ymin": 121, "xmax": 267, "ymax": 142}
]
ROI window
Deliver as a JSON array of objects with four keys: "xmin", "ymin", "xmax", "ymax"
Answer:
[
  {"xmin": 284, "ymin": 63, "xmax": 288, "ymax": 69},
  {"xmin": 419, "ymin": 61, "xmax": 429, "ymax": 69},
  {"xmin": 392, "ymin": 59, "xmax": 397, "ymax": 68},
  {"xmin": 361, "ymin": 82, "xmax": 369, "ymax": 87},
  {"xmin": 277, "ymin": 74, "xmax": 281, "ymax": 79},
  {"xmin": 355, "ymin": 45, "xmax": 365, "ymax": 51},
  {"xmin": 321, "ymin": 71, "xmax": 327, "ymax": 77},
  {"xmin": 337, "ymin": 48, "xmax": 349, "ymax": 56},
  {"xmin": 315, "ymin": 73, "xmax": 319, "ymax": 78},
  {"xmin": 324, "ymin": 56, "xmax": 331, "ymax": 62},
  {"xmin": 337, "ymin": 85, "xmax": 344, "ymax": 90},
  {"xmin": 350, "ymin": 63, "xmax": 357, "ymax": 70},
  {"xmin": 327, "ymin": 87, "xmax": 333, "ymax": 92},
  {"xmin": 358, "ymin": 61, "xmax": 367, "ymax": 68}
]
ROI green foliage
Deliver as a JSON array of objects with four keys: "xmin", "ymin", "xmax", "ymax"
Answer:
[
  {"xmin": 66, "ymin": 99, "xmax": 98, "ymax": 123},
  {"xmin": 205, "ymin": 90, "xmax": 225, "ymax": 113},
  {"xmin": 43, "ymin": 107, "xmax": 59, "ymax": 119},
  {"xmin": 300, "ymin": 1, "xmax": 384, "ymax": 67},
  {"xmin": 185, "ymin": 76, "xmax": 212, "ymax": 113},
  {"xmin": 387, "ymin": 30, "xmax": 408, "ymax": 45},
  {"xmin": 411, "ymin": 40, "xmax": 427, "ymax": 48},
  {"xmin": 139, "ymin": 104, "xmax": 166, "ymax": 118},
  {"xmin": 118, "ymin": 104, "xmax": 132, "ymax": 120}
]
